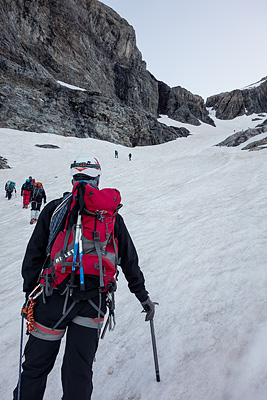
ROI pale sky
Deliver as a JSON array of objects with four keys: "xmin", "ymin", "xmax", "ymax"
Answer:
[{"xmin": 100, "ymin": 0, "xmax": 267, "ymax": 99}]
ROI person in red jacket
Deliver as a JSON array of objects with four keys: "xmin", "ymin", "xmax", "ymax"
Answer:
[
  {"xmin": 13, "ymin": 155, "xmax": 156, "ymax": 400},
  {"xmin": 21, "ymin": 179, "xmax": 33, "ymax": 208},
  {"xmin": 29, "ymin": 176, "xmax": 35, "ymax": 185}
]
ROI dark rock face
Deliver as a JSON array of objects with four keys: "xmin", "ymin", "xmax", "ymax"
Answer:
[
  {"xmin": 35, "ymin": 144, "xmax": 60, "ymax": 148},
  {"xmin": 242, "ymin": 137, "xmax": 267, "ymax": 151},
  {"xmin": 0, "ymin": 0, "xmax": 206, "ymax": 145},
  {"xmin": 216, "ymin": 119, "xmax": 267, "ymax": 151},
  {"xmin": 206, "ymin": 78, "xmax": 267, "ymax": 120},
  {"xmin": 158, "ymin": 82, "xmax": 215, "ymax": 126},
  {"xmin": 0, "ymin": 156, "xmax": 10, "ymax": 169}
]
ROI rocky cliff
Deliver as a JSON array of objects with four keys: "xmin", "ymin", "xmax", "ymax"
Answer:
[
  {"xmin": 158, "ymin": 82, "xmax": 215, "ymax": 126},
  {"xmin": 1, "ymin": 0, "xmax": 209, "ymax": 146},
  {"xmin": 206, "ymin": 77, "xmax": 267, "ymax": 120}
]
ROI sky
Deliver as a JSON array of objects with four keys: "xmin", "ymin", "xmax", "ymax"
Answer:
[
  {"xmin": 100, "ymin": 0, "xmax": 267, "ymax": 99},
  {"xmin": 1, "ymin": 109, "xmax": 267, "ymax": 399}
]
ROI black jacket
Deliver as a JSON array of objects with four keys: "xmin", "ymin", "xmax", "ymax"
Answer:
[
  {"xmin": 22, "ymin": 197, "xmax": 148, "ymax": 303},
  {"xmin": 21, "ymin": 181, "xmax": 33, "ymax": 195},
  {"xmin": 30, "ymin": 187, "xmax": 46, "ymax": 204}
]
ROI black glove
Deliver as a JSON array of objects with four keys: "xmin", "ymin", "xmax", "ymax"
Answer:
[{"xmin": 141, "ymin": 297, "xmax": 157, "ymax": 321}]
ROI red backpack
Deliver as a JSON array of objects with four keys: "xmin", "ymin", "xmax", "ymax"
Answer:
[{"xmin": 40, "ymin": 182, "xmax": 122, "ymax": 298}]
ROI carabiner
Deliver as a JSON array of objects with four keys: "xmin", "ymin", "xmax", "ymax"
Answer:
[{"xmin": 28, "ymin": 284, "xmax": 43, "ymax": 300}]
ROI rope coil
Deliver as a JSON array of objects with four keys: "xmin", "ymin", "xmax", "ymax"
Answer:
[{"xmin": 26, "ymin": 297, "xmax": 37, "ymax": 332}]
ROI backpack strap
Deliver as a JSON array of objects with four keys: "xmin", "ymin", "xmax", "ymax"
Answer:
[
  {"xmin": 52, "ymin": 299, "xmax": 78, "ymax": 330},
  {"xmin": 59, "ymin": 228, "xmax": 73, "ymax": 273},
  {"xmin": 83, "ymin": 208, "xmax": 106, "ymax": 290},
  {"xmin": 93, "ymin": 216, "xmax": 105, "ymax": 290}
]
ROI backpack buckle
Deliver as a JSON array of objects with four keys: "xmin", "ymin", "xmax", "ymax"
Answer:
[
  {"xmin": 95, "ymin": 211, "xmax": 104, "ymax": 222},
  {"xmin": 72, "ymin": 261, "xmax": 81, "ymax": 269},
  {"xmin": 93, "ymin": 231, "xmax": 100, "ymax": 241}
]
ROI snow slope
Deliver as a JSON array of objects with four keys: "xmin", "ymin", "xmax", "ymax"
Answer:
[{"xmin": 0, "ymin": 113, "xmax": 267, "ymax": 400}]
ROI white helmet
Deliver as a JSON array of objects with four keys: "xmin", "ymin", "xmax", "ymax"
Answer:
[{"xmin": 70, "ymin": 155, "xmax": 102, "ymax": 178}]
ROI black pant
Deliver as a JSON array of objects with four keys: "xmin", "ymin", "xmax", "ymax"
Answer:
[
  {"xmin": 31, "ymin": 201, "xmax": 41, "ymax": 211},
  {"xmin": 13, "ymin": 292, "xmax": 106, "ymax": 400},
  {"xmin": 7, "ymin": 189, "xmax": 13, "ymax": 199}
]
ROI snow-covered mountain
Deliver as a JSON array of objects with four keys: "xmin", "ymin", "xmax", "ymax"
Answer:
[{"xmin": 0, "ymin": 113, "xmax": 267, "ymax": 400}]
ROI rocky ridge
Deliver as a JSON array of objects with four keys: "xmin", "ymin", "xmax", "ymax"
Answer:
[
  {"xmin": 206, "ymin": 77, "xmax": 267, "ymax": 120},
  {"xmin": 0, "ymin": 156, "xmax": 10, "ymax": 169},
  {"xmin": 158, "ymin": 82, "xmax": 215, "ymax": 127}
]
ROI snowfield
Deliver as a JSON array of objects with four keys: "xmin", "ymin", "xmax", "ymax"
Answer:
[{"xmin": 0, "ymin": 112, "xmax": 267, "ymax": 400}]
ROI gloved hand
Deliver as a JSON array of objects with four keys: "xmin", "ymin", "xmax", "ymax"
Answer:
[
  {"xmin": 21, "ymin": 292, "xmax": 30, "ymax": 318},
  {"xmin": 141, "ymin": 297, "xmax": 158, "ymax": 321}
]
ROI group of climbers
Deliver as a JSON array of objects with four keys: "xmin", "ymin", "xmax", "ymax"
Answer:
[
  {"xmin": 5, "ymin": 176, "xmax": 46, "ymax": 224},
  {"xmin": 21, "ymin": 176, "xmax": 47, "ymax": 224},
  {"xmin": 114, "ymin": 150, "xmax": 132, "ymax": 161},
  {"xmin": 5, "ymin": 148, "xmax": 134, "ymax": 225}
]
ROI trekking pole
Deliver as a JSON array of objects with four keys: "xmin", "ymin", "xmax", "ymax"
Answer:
[
  {"xmin": 78, "ymin": 217, "xmax": 85, "ymax": 291},
  {"xmin": 17, "ymin": 313, "xmax": 25, "ymax": 400},
  {"xmin": 150, "ymin": 319, "xmax": 160, "ymax": 382},
  {"xmin": 69, "ymin": 212, "xmax": 81, "ymax": 292}
]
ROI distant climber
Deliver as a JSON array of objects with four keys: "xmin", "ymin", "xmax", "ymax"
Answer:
[
  {"xmin": 5, "ymin": 180, "xmax": 16, "ymax": 200},
  {"xmin": 30, "ymin": 182, "xmax": 46, "ymax": 224},
  {"xmin": 21, "ymin": 179, "xmax": 33, "ymax": 208},
  {"xmin": 29, "ymin": 176, "xmax": 35, "ymax": 185}
]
